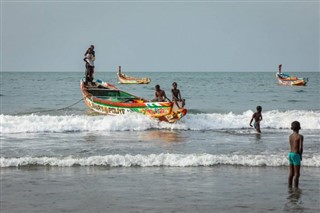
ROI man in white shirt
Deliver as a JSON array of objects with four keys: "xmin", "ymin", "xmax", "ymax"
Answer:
[{"xmin": 83, "ymin": 47, "xmax": 95, "ymax": 84}]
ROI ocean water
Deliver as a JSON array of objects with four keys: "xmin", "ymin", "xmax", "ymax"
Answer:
[{"xmin": 1, "ymin": 71, "xmax": 319, "ymax": 212}]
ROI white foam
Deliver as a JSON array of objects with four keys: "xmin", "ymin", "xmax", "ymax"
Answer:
[
  {"xmin": 1, "ymin": 153, "xmax": 319, "ymax": 167},
  {"xmin": 175, "ymin": 110, "xmax": 320, "ymax": 130},
  {"xmin": 1, "ymin": 110, "xmax": 319, "ymax": 133},
  {"xmin": 0, "ymin": 113, "xmax": 159, "ymax": 133}
]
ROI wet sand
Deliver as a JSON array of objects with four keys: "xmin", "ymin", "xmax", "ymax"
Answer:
[{"xmin": 1, "ymin": 166, "xmax": 319, "ymax": 213}]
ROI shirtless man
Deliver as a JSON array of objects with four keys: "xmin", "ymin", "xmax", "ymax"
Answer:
[
  {"xmin": 151, "ymin": 85, "xmax": 170, "ymax": 102},
  {"xmin": 249, "ymin": 106, "xmax": 263, "ymax": 133},
  {"xmin": 288, "ymin": 121, "xmax": 304, "ymax": 188},
  {"xmin": 171, "ymin": 82, "xmax": 185, "ymax": 108}
]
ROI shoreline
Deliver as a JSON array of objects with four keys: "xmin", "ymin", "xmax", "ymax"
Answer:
[{"xmin": 1, "ymin": 166, "xmax": 319, "ymax": 213}]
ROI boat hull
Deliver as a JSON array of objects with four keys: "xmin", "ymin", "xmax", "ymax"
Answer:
[
  {"xmin": 80, "ymin": 79, "xmax": 187, "ymax": 123},
  {"xmin": 276, "ymin": 74, "xmax": 308, "ymax": 86},
  {"xmin": 117, "ymin": 73, "xmax": 151, "ymax": 84}
]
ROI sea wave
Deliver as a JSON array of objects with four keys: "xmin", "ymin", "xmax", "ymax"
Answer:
[
  {"xmin": 1, "ymin": 153, "xmax": 319, "ymax": 168},
  {"xmin": 1, "ymin": 110, "xmax": 319, "ymax": 133}
]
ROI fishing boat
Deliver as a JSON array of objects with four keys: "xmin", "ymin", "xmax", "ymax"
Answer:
[
  {"xmin": 80, "ymin": 78, "xmax": 187, "ymax": 123},
  {"xmin": 276, "ymin": 72, "xmax": 308, "ymax": 86},
  {"xmin": 117, "ymin": 66, "xmax": 151, "ymax": 84}
]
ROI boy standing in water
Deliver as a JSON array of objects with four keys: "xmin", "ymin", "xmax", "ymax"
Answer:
[
  {"xmin": 288, "ymin": 121, "xmax": 303, "ymax": 188},
  {"xmin": 249, "ymin": 106, "xmax": 263, "ymax": 133}
]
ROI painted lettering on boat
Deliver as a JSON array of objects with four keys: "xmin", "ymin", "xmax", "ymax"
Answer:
[
  {"xmin": 88, "ymin": 98, "xmax": 170, "ymax": 116},
  {"xmin": 89, "ymin": 101, "xmax": 125, "ymax": 115},
  {"xmin": 91, "ymin": 102, "xmax": 107, "ymax": 113},
  {"xmin": 108, "ymin": 107, "xmax": 125, "ymax": 114}
]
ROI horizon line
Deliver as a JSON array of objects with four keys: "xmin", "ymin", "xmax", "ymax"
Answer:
[{"xmin": 1, "ymin": 70, "xmax": 319, "ymax": 73}]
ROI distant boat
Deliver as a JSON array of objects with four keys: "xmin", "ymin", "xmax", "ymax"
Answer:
[
  {"xmin": 80, "ymin": 78, "xmax": 187, "ymax": 123},
  {"xmin": 276, "ymin": 72, "xmax": 308, "ymax": 86},
  {"xmin": 117, "ymin": 66, "xmax": 151, "ymax": 84}
]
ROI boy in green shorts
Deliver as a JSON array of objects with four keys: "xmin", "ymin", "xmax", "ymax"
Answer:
[{"xmin": 288, "ymin": 121, "xmax": 304, "ymax": 188}]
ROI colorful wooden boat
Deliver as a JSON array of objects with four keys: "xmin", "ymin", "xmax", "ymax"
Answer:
[
  {"xmin": 80, "ymin": 78, "xmax": 187, "ymax": 123},
  {"xmin": 276, "ymin": 73, "xmax": 308, "ymax": 86}
]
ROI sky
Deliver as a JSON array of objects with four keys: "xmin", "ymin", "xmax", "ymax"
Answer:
[{"xmin": 1, "ymin": 0, "xmax": 319, "ymax": 72}]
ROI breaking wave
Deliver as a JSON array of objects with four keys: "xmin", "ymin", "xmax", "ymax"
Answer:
[
  {"xmin": 1, "ymin": 110, "xmax": 319, "ymax": 134},
  {"xmin": 1, "ymin": 153, "xmax": 319, "ymax": 168}
]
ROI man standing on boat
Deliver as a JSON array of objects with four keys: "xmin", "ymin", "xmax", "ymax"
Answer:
[
  {"xmin": 278, "ymin": 64, "xmax": 282, "ymax": 73},
  {"xmin": 83, "ymin": 47, "xmax": 95, "ymax": 84},
  {"xmin": 118, "ymin": 66, "xmax": 123, "ymax": 77}
]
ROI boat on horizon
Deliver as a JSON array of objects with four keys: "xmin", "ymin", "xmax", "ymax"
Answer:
[
  {"xmin": 117, "ymin": 66, "xmax": 151, "ymax": 84},
  {"xmin": 80, "ymin": 78, "xmax": 187, "ymax": 123},
  {"xmin": 276, "ymin": 72, "xmax": 308, "ymax": 86}
]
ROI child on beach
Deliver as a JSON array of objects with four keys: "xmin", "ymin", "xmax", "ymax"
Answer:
[
  {"xmin": 171, "ymin": 82, "xmax": 185, "ymax": 109},
  {"xmin": 249, "ymin": 106, "xmax": 263, "ymax": 133},
  {"xmin": 288, "ymin": 121, "xmax": 304, "ymax": 188}
]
